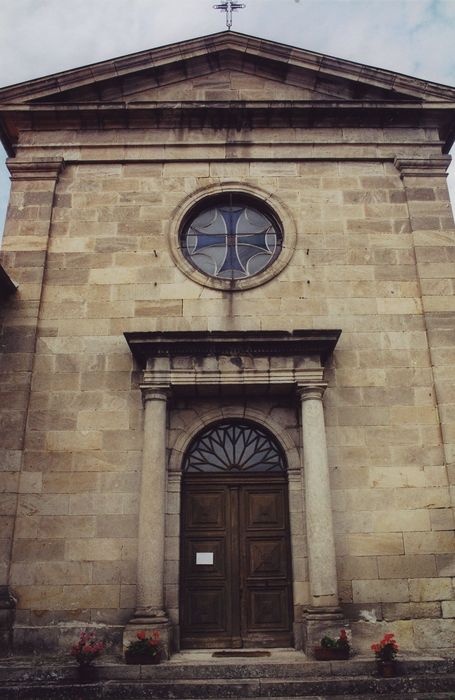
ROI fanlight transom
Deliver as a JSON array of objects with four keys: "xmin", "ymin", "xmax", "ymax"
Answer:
[{"xmin": 183, "ymin": 421, "xmax": 285, "ymax": 473}]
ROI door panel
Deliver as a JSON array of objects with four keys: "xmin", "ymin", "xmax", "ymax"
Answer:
[
  {"xmin": 181, "ymin": 486, "xmax": 233, "ymax": 647},
  {"xmin": 185, "ymin": 538, "xmax": 226, "ymax": 578},
  {"xmin": 240, "ymin": 485, "xmax": 292, "ymax": 645},
  {"xmin": 185, "ymin": 491, "xmax": 226, "ymax": 529},
  {"xmin": 245, "ymin": 490, "xmax": 285, "ymax": 529},
  {"xmin": 246, "ymin": 538, "xmax": 288, "ymax": 577},
  {"xmin": 185, "ymin": 588, "xmax": 226, "ymax": 632},
  {"xmin": 180, "ymin": 477, "xmax": 293, "ymax": 648},
  {"xmin": 247, "ymin": 588, "xmax": 290, "ymax": 628}
]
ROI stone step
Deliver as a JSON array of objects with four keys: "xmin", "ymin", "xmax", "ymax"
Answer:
[
  {"xmin": 2, "ymin": 670, "xmax": 455, "ymax": 699},
  {"xmin": 2, "ymin": 677, "xmax": 455, "ymax": 700},
  {"xmin": 1, "ymin": 655, "xmax": 454, "ymax": 682},
  {"xmin": 1, "ymin": 656, "xmax": 455, "ymax": 699}
]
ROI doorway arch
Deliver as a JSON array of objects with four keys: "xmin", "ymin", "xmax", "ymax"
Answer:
[{"xmin": 180, "ymin": 419, "xmax": 294, "ymax": 649}]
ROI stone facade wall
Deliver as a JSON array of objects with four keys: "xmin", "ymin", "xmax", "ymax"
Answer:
[
  {"xmin": 0, "ymin": 162, "xmax": 62, "ymax": 652},
  {"xmin": 0, "ymin": 114, "xmax": 454, "ymax": 653}
]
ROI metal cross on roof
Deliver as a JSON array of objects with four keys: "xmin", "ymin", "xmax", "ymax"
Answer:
[{"xmin": 213, "ymin": 1, "xmax": 246, "ymax": 30}]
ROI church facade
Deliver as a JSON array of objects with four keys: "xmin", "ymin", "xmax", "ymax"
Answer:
[{"xmin": 0, "ymin": 31, "xmax": 454, "ymax": 656}]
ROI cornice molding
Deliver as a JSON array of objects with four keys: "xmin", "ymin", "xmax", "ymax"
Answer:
[
  {"xmin": 2, "ymin": 103, "xmax": 454, "ymax": 152},
  {"xmin": 126, "ymin": 330, "xmax": 340, "ymax": 396},
  {"xmin": 125, "ymin": 330, "xmax": 341, "ymax": 366},
  {"xmin": 394, "ymin": 155, "xmax": 451, "ymax": 178},
  {"xmin": 1, "ymin": 31, "xmax": 454, "ymax": 104},
  {"xmin": 6, "ymin": 158, "xmax": 64, "ymax": 181}
]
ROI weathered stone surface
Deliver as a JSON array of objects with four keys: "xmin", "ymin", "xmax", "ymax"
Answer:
[
  {"xmin": 409, "ymin": 577, "xmax": 454, "ymax": 602},
  {"xmin": 352, "ymin": 579, "xmax": 409, "ymax": 603},
  {"xmin": 1, "ymin": 32, "xmax": 454, "ymax": 656}
]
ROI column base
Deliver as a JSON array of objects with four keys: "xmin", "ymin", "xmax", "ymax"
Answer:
[
  {"xmin": 303, "ymin": 606, "xmax": 349, "ymax": 657},
  {"xmin": 123, "ymin": 610, "xmax": 173, "ymax": 660}
]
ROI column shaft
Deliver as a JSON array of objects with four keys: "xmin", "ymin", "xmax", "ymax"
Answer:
[
  {"xmin": 300, "ymin": 385, "xmax": 339, "ymax": 608},
  {"xmin": 135, "ymin": 387, "xmax": 169, "ymax": 618}
]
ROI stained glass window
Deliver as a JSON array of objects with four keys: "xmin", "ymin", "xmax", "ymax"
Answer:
[
  {"xmin": 180, "ymin": 196, "xmax": 282, "ymax": 281},
  {"xmin": 184, "ymin": 421, "xmax": 285, "ymax": 473}
]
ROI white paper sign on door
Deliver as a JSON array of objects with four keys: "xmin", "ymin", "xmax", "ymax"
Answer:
[{"xmin": 196, "ymin": 552, "xmax": 214, "ymax": 565}]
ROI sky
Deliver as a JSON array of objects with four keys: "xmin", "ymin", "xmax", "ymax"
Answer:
[{"xmin": 0, "ymin": 0, "xmax": 454, "ymax": 236}]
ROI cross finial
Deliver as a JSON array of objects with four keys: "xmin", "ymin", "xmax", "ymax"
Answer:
[{"xmin": 213, "ymin": 1, "xmax": 246, "ymax": 30}]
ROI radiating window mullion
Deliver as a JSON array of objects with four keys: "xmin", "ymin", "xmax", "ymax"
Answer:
[{"xmin": 183, "ymin": 420, "xmax": 285, "ymax": 473}]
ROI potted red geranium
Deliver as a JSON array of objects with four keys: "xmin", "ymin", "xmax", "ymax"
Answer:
[
  {"xmin": 125, "ymin": 630, "xmax": 162, "ymax": 665},
  {"xmin": 314, "ymin": 629, "xmax": 350, "ymax": 660},
  {"xmin": 371, "ymin": 632, "xmax": 399, "ymax": 677},
  {"xmin": 70, "ymin": 630, "xmax": 106, "ymax": 682}
]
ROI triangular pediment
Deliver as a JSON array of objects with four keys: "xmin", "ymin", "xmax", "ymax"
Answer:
[
  {"xmin": 1, "ymin": 31, "xmax": 454, "ymax": 106},
  {"xmin": 41, "ymin": 66, "xmax": 406, "ymax": 105}
]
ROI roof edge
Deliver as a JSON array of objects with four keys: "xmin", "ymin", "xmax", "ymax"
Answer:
[{"xmin": 0, "ymin": 30, "xmax": 454, "ymax": 104}]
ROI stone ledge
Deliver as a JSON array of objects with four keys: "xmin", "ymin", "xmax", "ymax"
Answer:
[
  {"xmin": 1, "ymin": 654, "xmax": 454, "ymax": 681},
  {"xmin": 1, "ymin": 664, "xmax": 455, "ymax": 700}
]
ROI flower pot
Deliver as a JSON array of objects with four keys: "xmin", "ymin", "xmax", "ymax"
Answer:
[
  {"xmin": 377, "ymin": 660, "xmax": 398, "ymax": 677},
  {"xmin": 125, "ymin": 651, "xmax": 161, "ymax": 665},
  {"xmin": 314, "ymin": 646, "xmax": 350, "ymax": 661},
  {"xmin": 76, "ymin": 665, "xmax": 99, "ymax": 683}
]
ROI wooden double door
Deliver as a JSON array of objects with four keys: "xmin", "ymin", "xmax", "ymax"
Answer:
[{"xmin": 180, "ymin": 475, "xmax": 293, "ymax": 648}]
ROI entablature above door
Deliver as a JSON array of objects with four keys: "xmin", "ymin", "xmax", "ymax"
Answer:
[{"xmin": 124, "ymin": 329, "xmax": 341, "ymax": 397}]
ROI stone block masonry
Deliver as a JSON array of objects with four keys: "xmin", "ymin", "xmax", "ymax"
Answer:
[{"xmin": 0, "ymin": 30, "xmax": 454, "ymax": 655}]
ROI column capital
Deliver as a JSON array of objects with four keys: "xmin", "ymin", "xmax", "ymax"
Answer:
[
  {"xmin": 297, "ymin": 384, "xmax": 327, "ymax": 401},
  {"xmin": 7, "ymin": 158, "xmax": 64, "ymax": 181},
  {"xmin": 140, "ymin": 385, "xmax": 170, "ymax": 404},
  {"xmin": 394, "ymin": 155, "xmax": 451, "ymax": 179}
]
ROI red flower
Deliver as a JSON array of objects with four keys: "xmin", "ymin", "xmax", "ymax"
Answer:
[
  {"xmin": 152, "ymin": 630, "xmax": 161, "ymax": 640},
  {"xmin": 340, "ymin": 629, "xmax": 347, "ymax": 639},
  {"xmin": 136, "ymin": 630, "xmax": 146, "ymax": 640},
  {"xmin": 372, "ymin": 633, "xmax": 398, "ymax": 661}
]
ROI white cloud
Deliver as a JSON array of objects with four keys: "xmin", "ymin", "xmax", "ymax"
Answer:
[{"xmin": 0, "ymin": 0, "xmax": 454, "ymax": 238}]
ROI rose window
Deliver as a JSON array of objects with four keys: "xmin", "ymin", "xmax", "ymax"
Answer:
[{"xmin": 180, "ymin": 196, "xmax": 282, "ymax": 281}]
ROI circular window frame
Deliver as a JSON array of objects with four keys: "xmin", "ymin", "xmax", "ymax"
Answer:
[{"xmin": 168, "ymin": 182, "xmax": 297, "ymax": 291}]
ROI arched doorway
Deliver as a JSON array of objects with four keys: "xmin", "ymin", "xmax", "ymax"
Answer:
[{"xmin": 180, "ymin": 420, "xmax": 294, "ymax": 649}]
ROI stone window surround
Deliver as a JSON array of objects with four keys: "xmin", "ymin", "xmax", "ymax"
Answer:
[
  {"xmin": 167, "ymin": 182, "xmax": 297, "ymax": 291},
  {"xmin": 124, "ymin": 329, "xmax": 342, "ymax": 654}
]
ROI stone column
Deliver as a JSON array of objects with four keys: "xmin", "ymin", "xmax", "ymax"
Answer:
[
  {"xmin": 124, "ymin": 385, "xmax": 171, "ymax": 655},
  {"xmin": 298, "ymin": 385, "xmax": 344, "ymax": 651}
]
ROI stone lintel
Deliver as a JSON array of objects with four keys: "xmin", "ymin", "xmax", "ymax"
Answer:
[
  {"xmin": 6, "ymin": 157, "xmax": 64, "ymax": 180},
  {"xmin": 128, "ymin": 330, "xmax": 340, "ymax": 395},
  {"xmin": 125, "ymin": 329, "xmax": 341, "ymax": 367},
  {"xmin": 142, "ymin": 367, "xmax": 325, "ymax": 394},
  {"xmin": 394, "ymin": 155, "xmax": 451, "ymax": 178}
]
